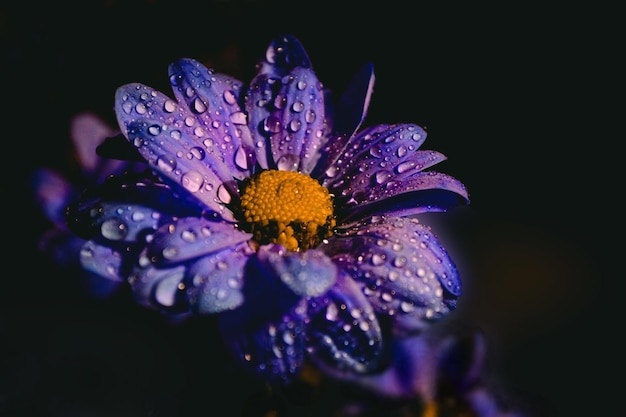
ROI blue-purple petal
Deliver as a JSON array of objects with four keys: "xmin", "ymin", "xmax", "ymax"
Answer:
[
  {"xmin": 115, "ymin": 83, "xmax": 237, "ymax": 221},
  {"xmin": 338, "ymin": 171, "xmax": 470, "ymax": 223},
  {"xmin": 146, "ymin": 217, "xmax": 251, "ymax": 266},
  {"xmin": 306, "ymin": 270, "xmax": 384, "ymax": 374},
  {"xmin": 256, "ymin": 245, "xmax": 337, "ymax": 297},
  {"xmin": 79, "ymin": 240, "xmax": 125, "ymax": 282},
  {"xmin": 168, "ymin": 58, "xmax": 257, "ymax": 178},
  {"xmin": 219, "ymin": 296, "xmax": 308, "ymax": 384},
  {"xmin": 325, "ymin": 217, "xmax": 460, "ymax": 323},
  {"xmin": 311, "ymin": 64, "xmax": 375, "ymax": 179},
  {"xmin": 262, "ymin": 67, "xmax": 327, "ymax": 173},
  {"xmin": 257, "ymin": 34, "xmax": 312, "ymax": 77},
  {"xmin": 128, "ymin": 253, "xmax": 189, "ymax": 313},
  {"xmin": 185, "ymin": 243, "xmax": 253, "ymax": 314},
  {"xmin": 320, "ymin": 123, "xmax": 427, "ymax": 188}
]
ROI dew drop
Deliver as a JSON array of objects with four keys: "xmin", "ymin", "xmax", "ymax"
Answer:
[
  {"xmin": 234, "ymin": 146, "xmax": 249, "ymax": 170},
  {"xmin": 369, "ymin": 145, "xmax": 383, "ymax": 158},
  {"xmin": 305, "ymin": 109, "xmax": 316, "ymax": 123},
  {"xmin": 223, "ymin": 90, "xmax": 237, "ymax": 105},
  {"xmin": 189, "ymin": 147, "xmax": 205, "ymax": 160},
  {"xmin": 230, "ymin": 111, "xmax": 247, "ymax": 125},
  {"xmin": 101, "ymin": 218, "xmax": 128, "ymax": 240},
  {"xmin": 170, "ymin": 130, "xmax": 182, "ymax": 140},
  {"xmin": 181, "ymin": 170, "xmax": 204, "ymax": 193},
  {"xmin": 217, "ymin": 183, "xmax": 232, "ymax": 204},
  {"xmin": 122, "ymin": 101, "xmax": 132, "ymax": 114},
  {"xmin": 164, "ymin": 100, "xmax": 177, "ymax": 113},
  {"xmin": 374, "ymin": 171, "xmax": 391, "ymax": 184},
  {"xmin": 135, "ymin": 103, "xmax": 147, "ymax": 115},
  {"xmin": 371, "ymin": 253, "xmax": 385, "ymax": 266},
  {"xmin": 156, "ymin": 155, "xmax": 177, "ymax": 173},
  {"xmin": 148, "ymin": 124, "xmax": 161, "ymax": 136},
  {"xmin": 396, "ymin": 161, "xmax": 415, "ymax": 174},
  {"xmin": 291, "ymin": 101, "xmax": 304, "ymax": 113},
  {"xmin": 289, "ymin": 119, "xmax": 302, "ymax": 132},
  {"xmin": 193, "ymin": 98, "xmax": 207, "ymax": 113}
]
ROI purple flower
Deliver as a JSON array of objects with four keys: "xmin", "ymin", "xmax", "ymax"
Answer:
[{"xmin": 65, "ymin": 35, "xmax": 469, "ymax": 384}]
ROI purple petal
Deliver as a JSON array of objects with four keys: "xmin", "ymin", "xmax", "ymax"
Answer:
[
  {"xmin": 320, "ymin": 123, "xmax": 428, "ymax": 188},
  {"xmin": 262, "ymin": 67, "xmax": 327, "ymax": 173},
  {"xmin": 219, "ymin": 296, "xmax": 308, "ymax": 384},
  {"xmin": 70, "ymin": 112, "xmax": 125, "ymax": 179},
  {"xmin": 306, "ymin": 270, "xmax": 384, "ymax": 374},
  {"xmin": 256, "ymin": 245, "xmax": 337, "ymax": 297},
  {"xmin": 168, "ymin": 59, "xmax": 257, "ymax": 177},
  {"xmin": 338, "ymin": 171, "xmax": 469, "ymax": 223},
  {"xmin": 128, "ymin": 255, "xmax": 189, "ymax": 314},
  {"xmin": 245, "ymin": 35, "xmax": 320, "ymax": 171},
  {"xmin": 257, "ymin": 34, "xmax": 312, "ymax": 77},
  {"xmin": 66, "ymin": 173, "xmax": 204, "ymax": 241},
  {"xmin": 311, "ymin": 64, "xmax": 375, "ymax": 179},
  {"xmin": 79, "ymin": 240, "xmax": 125, "ymax": 282},
  {"xmin": 325, "ymin": 217, "xmax": 460, "ymax": 323},
  {"xmin": 184, "ymin": 243, "xmax": 253, "ymax": 314},
  {"xmin": 32, "ymin": 168, "xmax": 73, "ymax": 226},
  {"xmin": 115, "ymin": 83, "xmax": 238, "ymax": 221},
  {"xmin": 146, "ymin": 217, "xmax": 251, "ymax": 266}
]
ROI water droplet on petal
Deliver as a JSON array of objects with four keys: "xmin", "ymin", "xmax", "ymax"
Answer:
[
  {"xmin": 193, "ymin": 98, "xmax": 207, "ymax": 114},
  {"xmin": 181, "ymin": 170, "xmax": 204, "ymax": 193},
  {"xmin": 230, "ymin": 111, "xmax": 247, "ymax": 125},
  {"xmin": 101, "ymin": 218, "xmax": 128, "ymax": 240},
  {"xmin": 156, "ymin": 155, "xmax": 177, "ymax": 173},
  {"xmin": 217, "ymin": 183, "xmax": 232, "ymax": 203}
]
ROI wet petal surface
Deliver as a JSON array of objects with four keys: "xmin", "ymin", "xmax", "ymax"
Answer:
[
  {"xmin": 185, "ymin": 243, "xmax": 252, "ymax": 314},
  {"xmin": 115, "ymin": 83, "xmax": 238, "ymax": 220},
  {"xmin": 146, "ymin": 217, "xmax": 252, "ymax": 266},
  {"xmin": 325, "ymin": 216, "xmax": 461, "ymax": 322},
  {"xmin": 256, "ymin": 245, "xmax": 337, "ymax": 297},
  {"xmin": 307, "ymin": 270, "xmax": 384, "ymax": 374}
]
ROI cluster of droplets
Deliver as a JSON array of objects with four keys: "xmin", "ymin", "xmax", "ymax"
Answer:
[
  {"xmin": 328, "ymin": 216, "xmax": 460, "ymax": 321},
  {"xmin": 320, "ymin": 124, "xmax": 446, "ymax": 207}
]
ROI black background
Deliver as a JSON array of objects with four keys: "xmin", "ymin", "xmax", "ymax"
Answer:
[{"xmin": 2, "ymin": 1, "xmax": 620, "ymax": 416}]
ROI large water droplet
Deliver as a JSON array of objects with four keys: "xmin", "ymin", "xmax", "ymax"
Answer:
[
  {"xmin": 181, "ymin": 170, "xmax": 204, "ymax": 193},
  {"xmin": 156, "ymin": 155, "xmax": 177, "ymax": 173},
  {"xmin": 101, "ymin": 218, "xmax": 128, "ymax": 240}
]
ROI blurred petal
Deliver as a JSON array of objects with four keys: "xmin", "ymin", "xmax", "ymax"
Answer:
[
  {"xmin": 307, "ymin": 270, "xmax": 384, "ymax": 374},
  {"xmin": 70, "ymin": 111, "xmax": 119, "ymax": 173},
  {"xmin": 146, "ymin": 217, "xmax": 251, "ymax": 266},
  {"xmin": 32, "ymin": 168, "xmax": 73, "ymax": 226}
]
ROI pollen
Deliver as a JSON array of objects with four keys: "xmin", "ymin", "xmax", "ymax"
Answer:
[{"xmin": 238, "ymin": 170, "xmax": 335, "ymax": 251}]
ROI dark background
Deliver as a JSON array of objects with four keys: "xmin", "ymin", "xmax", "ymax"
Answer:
[{"xmin": 2, "ymin": 1, "xmax": 620, "ymax": 416}]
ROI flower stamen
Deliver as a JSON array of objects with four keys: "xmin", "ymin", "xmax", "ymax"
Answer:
[{"xmin": 237, "ymin": 170, "xmax": 335, "ymax": 251}]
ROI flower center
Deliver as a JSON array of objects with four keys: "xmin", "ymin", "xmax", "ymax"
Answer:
[{"xmin": 237, "ymin": 170, "xmax": 335, "ymax": 251}]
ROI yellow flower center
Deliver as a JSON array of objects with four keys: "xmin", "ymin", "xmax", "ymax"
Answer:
[{"xmin": 237, "ymin": 170, "xmax": 335, "ymax": 251}]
